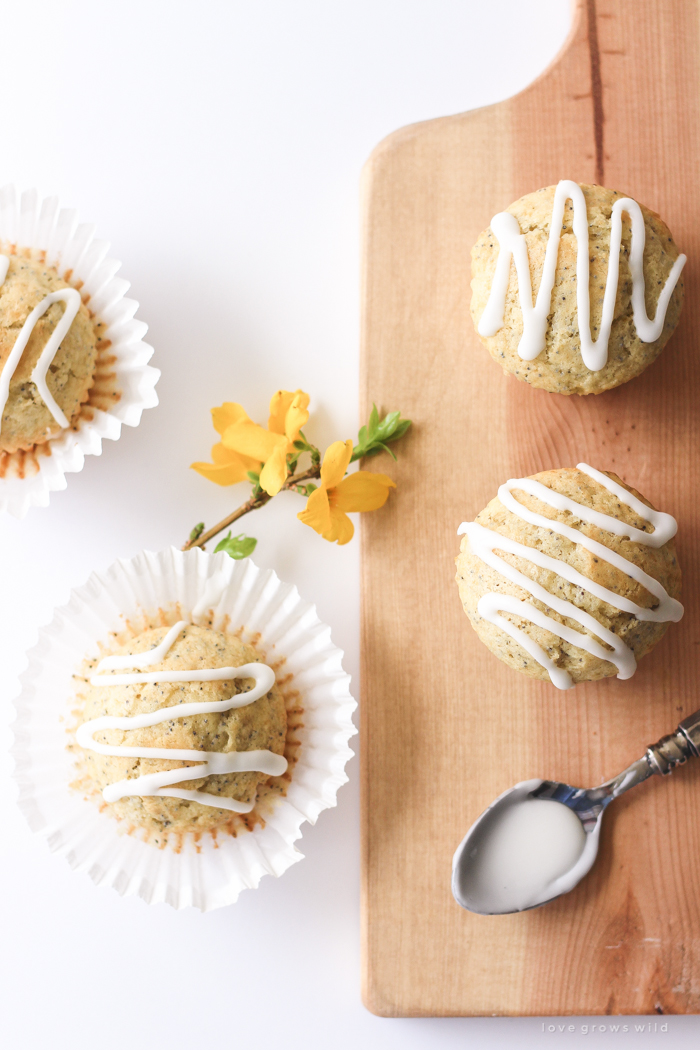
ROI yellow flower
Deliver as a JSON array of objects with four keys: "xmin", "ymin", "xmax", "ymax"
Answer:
[
  {"xmin": 297, "ymin": 439, "xmax": 396, "ymax": 545},
  {"xmin": 191, "ymin": 402, "xmax": 261, "ymax": 486},
  {"xmin": 221, "ymin": 388, "xmax": 310, "ymax": 496}
]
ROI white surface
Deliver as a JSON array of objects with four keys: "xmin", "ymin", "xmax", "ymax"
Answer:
[{"xmin": 1, "ymin": 1, "xmax": 696, "ymax": 1046}]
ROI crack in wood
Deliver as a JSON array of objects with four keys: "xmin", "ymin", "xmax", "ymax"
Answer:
[{"xmin": 587, "ymin": 0, "xmax": 605, "ymax": 183}]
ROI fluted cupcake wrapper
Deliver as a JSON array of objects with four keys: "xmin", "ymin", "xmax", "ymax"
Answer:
[
  {"xmin": 0, "ymin": 185, "xmax": 160, "ymax": 517},
  {"xmin": 11, "ymin": 548, "xmax": 357, "ymax": 910}
]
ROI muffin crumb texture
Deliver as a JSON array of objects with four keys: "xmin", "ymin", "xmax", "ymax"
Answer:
[
  {"xmin": 470, "ymin": 183, "xmax": 684, "ymax": 394},
  {"xmin": 72, "ymin": 620, "xmax": 302, "ymax": 845},
  {"xmin": 455, "ymin": 466, "xmax": 682, "ymax": 686}
]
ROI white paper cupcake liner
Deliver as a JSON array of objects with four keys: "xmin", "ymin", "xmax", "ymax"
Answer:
[
  {"xmin": 0, "ymin": 185, "xmax": 160, "ymax": 517},
  {"xmin": 11, "ymin": 547, "xmax": 356, "ymax": 910}
]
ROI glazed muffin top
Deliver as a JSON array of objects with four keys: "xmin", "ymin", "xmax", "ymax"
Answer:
[
  {"xmin": 470, "ymin": 182, "xmax": 685, "ymax": 395},
  {"xmin": 455, "ymin": 464, "xmax": 683, "ymax": 688},
  {"xmin": 75, "ymin": 622, "xmax": 287, "ymax": 835},
  {"xmin": 0, "ymin": 255, "xmax": 97, "ymax": 453}
]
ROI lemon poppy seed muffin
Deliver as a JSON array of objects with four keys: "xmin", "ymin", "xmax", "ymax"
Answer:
[
  {"xmin": 74, "ymin": 623, "xmax": 287, "ymax": 834},
  {"xmin": 0, "ymin": 255, "xmax": 97, "ymax": 452},
  {"xmin": 470, "ymin": 182, "xmax": 685, "ymax": 395},
  {"xmin": 455, "ymin": 465, "xmax": 682, "ymax": 689}
]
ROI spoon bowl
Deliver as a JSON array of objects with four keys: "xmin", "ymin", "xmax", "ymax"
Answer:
[
  {"xmin": 452, "ymin": 711, "xmax": 700, "ymax": 915},
  {"xmin": 451, "ymin": 777, "xmax": 604, "ymax": 915}
]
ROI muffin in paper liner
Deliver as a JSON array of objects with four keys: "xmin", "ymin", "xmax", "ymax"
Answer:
[
  {"xmin": 0, "ymin": 185, "xmax": 160, "ymax": 517},
  {"xmin": 11, "ymin": 547, "xmax": 357, "ymax": 910}
]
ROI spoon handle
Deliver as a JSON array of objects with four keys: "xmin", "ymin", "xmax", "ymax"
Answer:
[{"xmin": 646, "ymin": 708, "xmax": 700, "ymax": 775}]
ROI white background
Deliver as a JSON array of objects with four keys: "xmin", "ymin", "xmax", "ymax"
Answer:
[{"xmin": 1, "ymin": 1, "xmax": 697, "ymax": 1047}]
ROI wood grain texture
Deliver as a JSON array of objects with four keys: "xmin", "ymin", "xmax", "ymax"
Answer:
[{"xmin": 360, "ymin": 0, "xmax": 700, "ymax": 1017}]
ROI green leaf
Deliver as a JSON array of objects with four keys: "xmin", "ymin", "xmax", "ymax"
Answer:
[
  {"xmin": 246, "ymin": 471, "xmax": 260, "ymax": 484},
  {"xmin": 304, "ymin": 483, "xmax": 318, "ymax": 495},
  {"xmin": 367, "ymin": 403, "xmax": 379, "ymax": 439},
  {"xmin": 351, "ymin": 408, "xmax": 412, "ymax": 462},
  {"xmin": 189, "ymin": 522, "xmax": 205, "ymax": 542},
  {"xmin": 293, "ymin": 440, "xmax": 307, "ymax": 451},
  {"xmin": 214, "ymin": 532, "xmax": 258, "ymax": 560},
  {"xmin": 363, "ymin": 441, "xmax": 397, "ymax": 460},
  {"xmin": 375, "ymin": 410, "xmax": 400, "ymax": 440},
  {"xmin": 390, "ymin": 419, "xmax": 412, "ymax": 440}
]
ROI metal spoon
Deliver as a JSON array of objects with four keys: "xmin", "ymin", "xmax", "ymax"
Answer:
[{"xmin": 452, "ymin": 709, "xmax": 700, "ymax": 915}]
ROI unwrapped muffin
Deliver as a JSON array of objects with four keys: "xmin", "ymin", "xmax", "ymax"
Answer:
[
  {"xmin": 0, "ymin": 254, "xmax": 98, "ymax": 452},
  {"xmin": 455, "ymin": 464, "xmax": 683, "ymax": 689},
  {"xmin": 74, "ymin": 621, "xmax": 288, "ymax": 835},
  {"xmin": 470, "ymin": 181, "xmax": 685, "ymax": 395}
]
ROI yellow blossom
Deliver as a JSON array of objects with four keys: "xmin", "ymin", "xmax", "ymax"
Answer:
[
  {"xmin": 297, "ymin": 439, "xmax": 395, "ymax": 545},
  {"xmin": 221, "ymin": 388, "xmax": 310, "ymax": 496},
  {"xmin": 191, "ymin": 402, "xmax": 261, "ymax": 486}
]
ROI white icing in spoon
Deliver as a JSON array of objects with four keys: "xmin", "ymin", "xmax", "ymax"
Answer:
[
  {"xmin": 77, "ymin": 621, "xmax": 287, "ymax": 814},
  {"xmin": 452, "ymin": 779, "xmax": 599, "ymax": 914},
  {"xmin": 458, "ymin": 464, "xmax": 683, "ymax": 690},
  {"xmin": 477, "ymin": 180, "xmax": 686, "ymax": 371},
  {"xmin": 454, "ymin": 795, "xmax": 587, "ymax": 914},
  {"xmin": 0, "ymin": 255, "xmax": 83, "ymax": 434}
]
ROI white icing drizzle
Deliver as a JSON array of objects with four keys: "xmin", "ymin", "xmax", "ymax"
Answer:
[
  {"xmin": 76, "ymin": 621, "xmax": 287, "ymax": 814},
  {"xmin": 477, "ymin": 180, "xmax": 686, "ymax": 371},
  {"xmin": 93, "ymin": 619, "xmax": 186, "ymax": 672},
  {"xmin": 458, "ymin": 464, "xmax": 683, "ymax": 690},
  {"xmin": 0, "ymin": 254, "xmax": 82, "ymax": 433}
]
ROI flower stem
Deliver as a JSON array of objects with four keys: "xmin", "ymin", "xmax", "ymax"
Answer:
[{"xmin": 183, "ymin": 464, "xmax": 322, "ymax": 551}]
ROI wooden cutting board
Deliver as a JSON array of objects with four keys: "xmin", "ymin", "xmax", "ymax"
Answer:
[{"xmin": 360, "ymin": 0, "xmax": 700, "ymax": 1017}]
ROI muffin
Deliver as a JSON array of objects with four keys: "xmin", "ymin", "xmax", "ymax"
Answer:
[
  {"xmin": 470, "ymin": 181, "xmax": 685, "ymax": 394},
  {"xmin": 74, "ymin": 621, "xmax": 288, "ymax": 836},
  {"xmin": 455, "ymin": 463, "xmax": 683, "ymax": 689},
  {"xmin": 14, "ymin": 547, "xmax": 355, "ymax": 909},
  {"xmin": 0, "ymin": 254, "xmax": 98, "ymax": 452}
]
